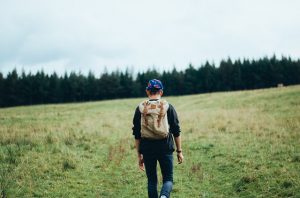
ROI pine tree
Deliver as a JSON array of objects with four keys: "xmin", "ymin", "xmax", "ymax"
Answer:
[
  {"xmin": 84, "ymin": 71, "xmax": 97, "ymax": 101},
  {"xmin": 184, "ymin": 64, "xmax": 198, "ymax": 94},
  {"xmin": 4, "ymin": 69, "xmax": 19, "ymax": 106},
  {"xmin": 218, "ymin": 58, "xmax": 234, "ymax": 91},
  {"xmin": 48, "ymin": 72, "xmax": 61, "ymax": 103},
  {"xmin": 0, "ymin": 72, "xmax": 4, "ymax": 106},
  {"xmin": 199, "ymin": 61, "xmax": 218, "ymax": 92}
]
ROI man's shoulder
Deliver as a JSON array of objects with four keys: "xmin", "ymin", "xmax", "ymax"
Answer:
[
  {"xmin": 137, "ymin": 99, "xmax": 148, "ymax": 106},
  {"xmin": 167, "ymin": 102, "xmax": 175, "ymax": 110}
]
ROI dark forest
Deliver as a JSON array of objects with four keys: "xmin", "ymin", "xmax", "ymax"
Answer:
[{"xmin": 1, "ymin": 56, "xmax": 299, "ymax": 107}]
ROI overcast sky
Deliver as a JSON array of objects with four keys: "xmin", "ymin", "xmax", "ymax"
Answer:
[{"xmin": 0, "ymin": 0, "xmax": 299, "ymax": 76}]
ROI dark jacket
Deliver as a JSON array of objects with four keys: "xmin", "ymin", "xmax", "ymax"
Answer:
[{"xmin": 132, "ymin": 99, "xmax": 181, "ymax": 154}]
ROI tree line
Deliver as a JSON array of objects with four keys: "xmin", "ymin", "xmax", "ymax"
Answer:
[{"xmin": 0, "ymin": 55, "xmax": 300, "ymax": 107}]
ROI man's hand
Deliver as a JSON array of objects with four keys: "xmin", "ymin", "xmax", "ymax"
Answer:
[
  {"xmin": 135, "ymin": 140, "xmax": 144, "ymax": 171},
  {"xmin": 138, "ymin": 154, "xmax": 145, "ymax": 171},
  {"xmin": 177, "ymin": 152, "xmax": 184, "ymax": 164},
  {"xmin": 174, "ymin": 136, "xmax": 183, "ymax": 164}
]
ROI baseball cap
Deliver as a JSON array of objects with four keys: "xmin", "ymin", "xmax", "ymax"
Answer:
[{"xmin": 146, "ymin": 79, "xmax": 164, "ymax": 90}]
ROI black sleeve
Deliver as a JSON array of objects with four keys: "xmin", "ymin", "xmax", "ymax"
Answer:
[
  {"xmin": 167, "ymin": 104, "xmax": 181, "ymax": 137},
  {"xmin": 132, "ymin": 106, "xmax": 141, "ymax": 139}
]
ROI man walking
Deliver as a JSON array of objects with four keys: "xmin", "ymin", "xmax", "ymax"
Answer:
[{"xmin": 132, "ymin": 79, "xmax": 184, "ymax": 198}]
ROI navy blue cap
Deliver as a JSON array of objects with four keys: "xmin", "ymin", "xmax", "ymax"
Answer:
[{"xmin": 146, "ymin": 79, "xmax": 164, "ymax": 90}]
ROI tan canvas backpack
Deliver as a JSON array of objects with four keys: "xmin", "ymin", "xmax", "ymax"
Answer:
[{"xmin": 139, "ymin": 99, "xmax": 169, "ymax": 139}]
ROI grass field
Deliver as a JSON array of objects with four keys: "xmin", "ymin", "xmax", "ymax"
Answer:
[{"xmin": 1, "ymin": 85, "xmax": 300, "ymax": 197}]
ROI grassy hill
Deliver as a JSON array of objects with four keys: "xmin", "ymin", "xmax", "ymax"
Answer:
[{"xmin": 1, "ymin": 85, "xmax": 300, "ymax": 197}]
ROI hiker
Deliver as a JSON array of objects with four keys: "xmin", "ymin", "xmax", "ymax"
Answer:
[{"xmin": 132, "ymin": 79, "xmax": 184, "ymax": 198}]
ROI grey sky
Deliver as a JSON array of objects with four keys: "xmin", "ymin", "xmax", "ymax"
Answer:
[{"xmin": 0, "ymin": 0, "xmax": 299, "ymax": 76}]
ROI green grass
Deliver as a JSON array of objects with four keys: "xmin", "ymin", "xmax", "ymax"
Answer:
[{"xmin": 1, "ymin": 85, "xmax": 300, "ymax": 197}]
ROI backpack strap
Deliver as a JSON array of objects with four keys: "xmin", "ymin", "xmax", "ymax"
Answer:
[
  {"xmin": 143, "ymin": 100, "xmax": 148, "ymax": 126},
  {"xmin": 157, "ymin": 100, "xmax": 164, "ymax": 127}
]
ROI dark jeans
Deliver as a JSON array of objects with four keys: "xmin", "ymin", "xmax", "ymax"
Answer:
[{"xmin": 143, "ymin": 152, "xmax": 173, "ymax": 198}]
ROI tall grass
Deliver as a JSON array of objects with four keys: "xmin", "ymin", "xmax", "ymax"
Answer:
[{"xmin": 0, "ymin": 85, "xmax": 299, "ymax": 197}]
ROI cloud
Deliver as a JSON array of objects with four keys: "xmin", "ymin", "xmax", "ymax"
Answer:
[{"xmin": 0, "ymin": 0, "xmax": 299, "ymax": 75}]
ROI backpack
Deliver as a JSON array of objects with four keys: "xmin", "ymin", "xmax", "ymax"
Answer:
[{"xmin": 139, "ymin": 99, "xmax": 169, "ymax": 139}]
